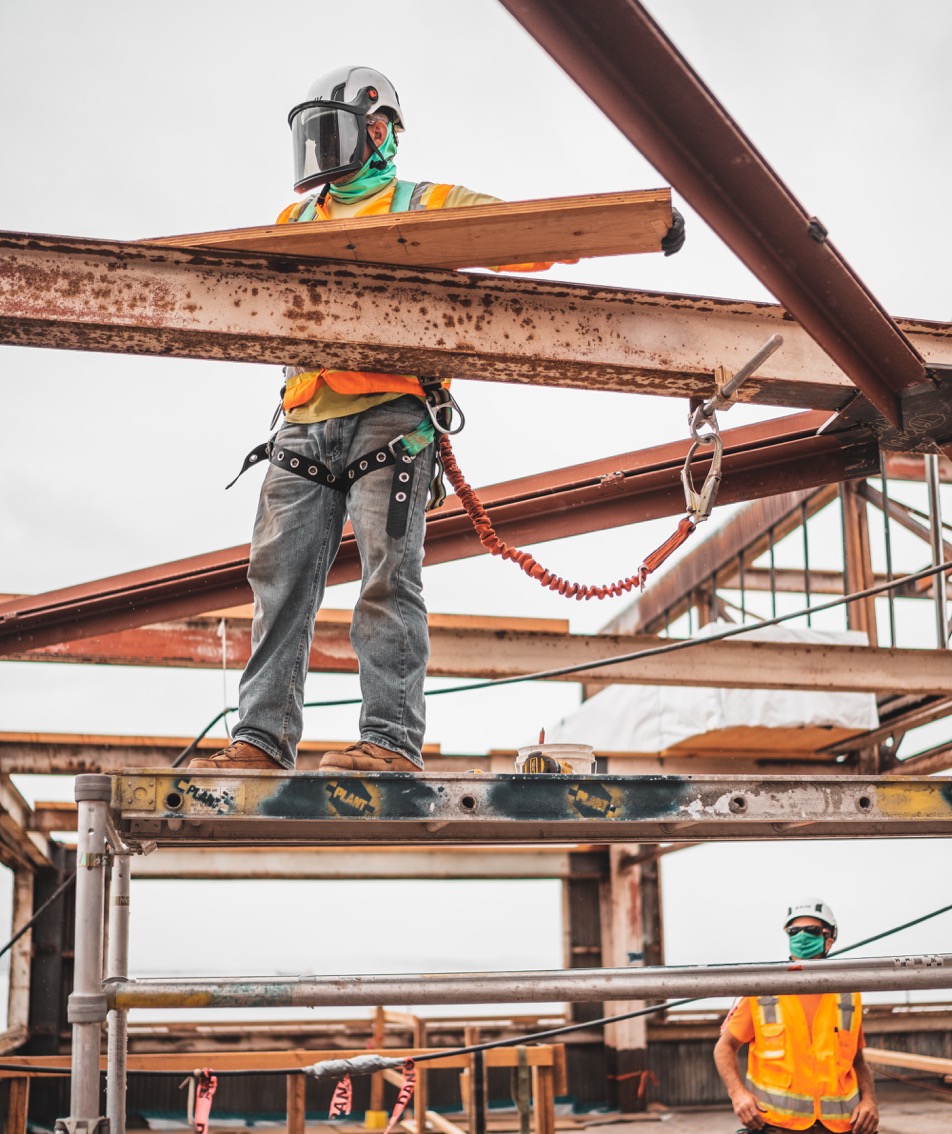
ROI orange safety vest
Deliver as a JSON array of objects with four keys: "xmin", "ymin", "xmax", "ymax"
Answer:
[
  {"xmin": 745, "ymin": 993, "xmax": 862, "ymax": 1132},
  {"xmin": 277, "ymin": 181, "xmax": 454, "ymax": 411}
]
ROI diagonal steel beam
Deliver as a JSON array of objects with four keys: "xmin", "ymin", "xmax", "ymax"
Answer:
[
  {"xmin": 499, "ymin": 0, "xmax": 926, "ymax": 428},
  {"xmin": 0, "ymin": 413, "xmax": 878, "ymax": 653}
]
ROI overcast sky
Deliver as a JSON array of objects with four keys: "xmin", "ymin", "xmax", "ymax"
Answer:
[{"xmin": 1, "ymin": 1, "xmax": 951, "ymax": 1021}]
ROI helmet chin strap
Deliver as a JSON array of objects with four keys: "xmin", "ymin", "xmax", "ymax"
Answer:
[{"xmin": 366, "ymin": 126, "xmax": 395, "ymax": 171}]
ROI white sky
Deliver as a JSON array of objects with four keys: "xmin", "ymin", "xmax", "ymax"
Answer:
[{"xmin": 1, "ymin": 0, "xmax": 951, "ymax": 1023}]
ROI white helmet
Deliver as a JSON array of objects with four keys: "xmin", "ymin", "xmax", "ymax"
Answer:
[
  {"xmin": 288, "ymin": 65, "xmax": 405, "ymax": 192},
  {"xmin": 784, "ymin": 897, "xmax": 838, "ymax": 939}
]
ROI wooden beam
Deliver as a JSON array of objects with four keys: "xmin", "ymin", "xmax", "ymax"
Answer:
[
  {"xmin": 862, "ymin": 1046, "xmax": 952, "ymax": 1076},
  {"xmin": 147, "ymin": 189, "xmax": 673, "ymax": 268}
]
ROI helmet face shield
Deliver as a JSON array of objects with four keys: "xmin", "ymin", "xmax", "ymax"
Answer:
[{"xmin": 290, "ymin": 102, "xmax": 366, "ymax": 192}]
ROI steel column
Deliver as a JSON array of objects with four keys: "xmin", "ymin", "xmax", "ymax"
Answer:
[
  {"xmin": 498, "ymin": 0, "xmax": 926, "ymax": 427},
  {"xmin": 926, "ymin": 453, "xmax": 949, "ymax": 648},
  {"xmin": 105, "ymin": 855, "xmax": 131, "ymax": 1134},
  {"xmin": 61, "ymin": 775, "xmax": 111, "ymax": 1133}
]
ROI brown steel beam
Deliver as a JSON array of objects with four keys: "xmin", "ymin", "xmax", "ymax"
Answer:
[
  {"xmin": 3, "ymin": 232, "xmax": 952, "ymax": 413},
  {"xmin": 840, "ymin": 484, "xmax": 879, "ymax": 647},
  {"xmin": 0, "ymin": 733, "xmax": 843, "ymax": 779},
  {"xmin": 0, "ymin": 230, "xmax": 858, "ymax": 410},
  {"xmin": 8, "ymin": 620, "xmax": 952, "ymax": 696},
  {"xmin": 0, "ymin": 412, "xmax": 879, "ymax": 654},
  {"xmin": 499, "ymin": 0, "xmax": 925, "ymax": 428}
]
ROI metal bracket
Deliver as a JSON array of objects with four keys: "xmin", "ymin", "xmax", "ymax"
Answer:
[
  {"xmin": 67, "ymin": 991, "xmax": 109, "ymax": 1023},
  {"xmin": 54, "ymin": 1121, "xmax": 110, "ymax": 1134},
  {"xmin": 821, "ymin": 364, "xmax": 952, "ymax": 452}
]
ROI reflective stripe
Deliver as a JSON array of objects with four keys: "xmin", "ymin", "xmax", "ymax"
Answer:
[
  {"xmin": 746, "ymin": 1079, "xmax": 815, "ymax": 1115},
  {"xmin": 408, "ymin": 181, "xmax": 432, "ymax": 210},
  {"xmin": 756, "ymin": 994, "xmax": 781, "ymax": 1025},
  {"xmin": 819, "ymin": 1090, "xmax": 860, "ymax": 1119},
  {"xmin": 837, "ymin": 992, "xmax": 855, "ymax": 1032}
]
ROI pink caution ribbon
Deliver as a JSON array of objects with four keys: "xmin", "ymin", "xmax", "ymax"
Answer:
[
  {"xmin": 384, "ymin": 1059, "xmax": 417, "ymax": 1134},
  {"xmin": 329, "ymin": 1072, "xmax": 354, "ymax": 1118},
  {"xmin": 194, "ymin": 1068, "xmax": 218, "ymax": 1134}
]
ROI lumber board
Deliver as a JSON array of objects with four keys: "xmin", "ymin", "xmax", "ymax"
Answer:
[
  {"xmin": 862, "ymin": 1046, "xmax": 952, "ymax": 1075},
  {"xmin": 145, "ymin": 189, "xmax": 672, "ymax": 269}
]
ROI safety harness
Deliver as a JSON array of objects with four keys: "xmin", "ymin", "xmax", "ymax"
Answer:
[{"xmin": 228, "ymin": 183, "xmax": 463, "ymax": 537}]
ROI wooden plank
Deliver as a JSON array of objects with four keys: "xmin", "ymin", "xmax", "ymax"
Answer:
[
  {"xmin": 146, "ymin": 189, "xmax": 672, "ymax": 270},
  {"xmin": 862, "ymin": 1046, "xmax": 952, "ymax": 1075},
  {"xmin": 0, "ymin": 1046, "xmax": 558, "ymax": 1074},
  {"xmin": 531, "ymin": 1065, "xmax": 556, "ymax": 1134}
]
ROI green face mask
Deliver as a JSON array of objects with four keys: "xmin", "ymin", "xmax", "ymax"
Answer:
[
  {"xmin": 788, "ymin": 930, "xmax": 828, "ymax": 960},
  {"xmin": 328, "ymin": 122, "xmax": 398, "ymax": 203}
]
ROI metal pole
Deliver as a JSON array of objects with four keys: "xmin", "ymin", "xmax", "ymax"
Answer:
[
  {"xmin": 879, "ymin": 452, "xmax": 897, "ymax": 646},
  {"xmin": 107, "ymin": 953, "xmax": 952, "ymax": 1011},
  {"xmin": 801, "ymin": 501, "xmax": 812, "ymax": 628},
  {"xmin": 106, "ymin": 855, "xmax": 131, "ymax": 1134},
  {"xmin": 925, "ymin": 453, "xmax": 948, "ymax": 648},
  {"xmin": 58, "ymin": 774, "xmax": 112, "ymax": 1134}
]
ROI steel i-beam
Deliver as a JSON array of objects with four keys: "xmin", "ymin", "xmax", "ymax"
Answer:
[{"xmin": 498, "ymin": 0, "xmax": 926, "ymax": 429}]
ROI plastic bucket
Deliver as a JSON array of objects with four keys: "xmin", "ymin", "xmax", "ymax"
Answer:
[{"xmin": 515, "ymin": 743, "xmax": 595, "ymax": 775}]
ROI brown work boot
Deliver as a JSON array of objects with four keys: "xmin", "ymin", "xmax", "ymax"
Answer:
[
  {"xmin": 188, "ymin": 740, "xmax": 284, "ymax": 771},
  {"xmin": 319, "ymin": 740, "xmax": 420, "ymax": 773}
]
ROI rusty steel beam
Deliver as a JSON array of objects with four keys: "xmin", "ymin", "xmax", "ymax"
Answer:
[
  {"xmin": 499, "ymin": 0, "xmax": 926, "ymax": 428},
  {"xmin": 8, "ymin": 612, "xmax": 952, "ymax": 697},
  {"xmin": 0, "ymin": 230, "xmax": 855, "ymax": 409},
  {"xmin": 3, "ymin": 232, "xmax": 952, "ymax": 412},
  {"xmin": 0, "ymin": 413, "xmax": 878, "ymax": 653},
  {"xmin": 0, "ymin": 733, "xmax": 843, "ymax": 779}
]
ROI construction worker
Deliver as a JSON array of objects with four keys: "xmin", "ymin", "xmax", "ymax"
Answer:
[
  {"xmin": 713, "ymin": 898, "xmax": 879, "ymax": 1134},
  {"xmin": 190, "ymin": 65, "xmax": 685, "ymax": 775}
]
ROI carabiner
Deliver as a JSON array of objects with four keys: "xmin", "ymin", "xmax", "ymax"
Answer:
[
  {"xmin": 425, "ymin": 389, "xmax": 466, "ymax": 436},
  {"xmin": 681, "ymin": 428, "xmax": 724, "ymax": 524}
]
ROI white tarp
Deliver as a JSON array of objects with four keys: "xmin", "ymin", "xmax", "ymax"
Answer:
[{"xmin": 544, "ymin": 624, "xmax": 879, "ymax": 752}]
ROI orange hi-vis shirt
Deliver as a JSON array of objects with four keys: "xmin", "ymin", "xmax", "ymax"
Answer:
[
  {"xmin": 277, "ymin": 179, "xmax": 563, "ymax": 424},
  {"xmin": 723, "ymin": 994, "xmax": 864, "ymax": 1132}
]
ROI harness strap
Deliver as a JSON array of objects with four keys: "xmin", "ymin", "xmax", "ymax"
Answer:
[{"xmin": 226, "ymin": 423, "xmax": 432, "ymax": 538}]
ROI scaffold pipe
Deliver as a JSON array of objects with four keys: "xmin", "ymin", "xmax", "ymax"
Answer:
[{"xmin": 107, "ymin": 954, "xmax": 951, "ymax": 1011}]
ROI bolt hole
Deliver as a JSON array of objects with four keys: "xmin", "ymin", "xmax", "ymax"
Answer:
[
  {"xmin": 857, "ymin": 795, "xmax": 872, "ymax": 811},
  {"xmin": 729, "ymin": 796, "xmax": 747, "ymax": 813},
  {"xmin": 459, "ymin": 795, "xmax": 478, "ymax": 812},
  {"xmin": 165, "ymin": 792, "xmax": 184, "ymax": 811}
]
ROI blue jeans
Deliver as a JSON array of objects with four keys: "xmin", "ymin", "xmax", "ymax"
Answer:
[{"xmin": 233, "ymin": 396, "xmax": 435, "ymax": 769}]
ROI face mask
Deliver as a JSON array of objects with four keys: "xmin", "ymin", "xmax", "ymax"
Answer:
[
  {"xmin": 328, "ymin": 122, "xmax": 398, "ymax": 202},
  {"xmin": 788, "ymin": 930, "xmax": 828, "ymax": 960}
]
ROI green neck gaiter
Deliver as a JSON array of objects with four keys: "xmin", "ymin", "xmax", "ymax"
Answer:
[
  {"xmin": 328, "ymin": 122, "xmax": 398, "ymax": 203},
  {"xmin": 789, "ymin": 931, "xmax": 827, "ymax": 960}
]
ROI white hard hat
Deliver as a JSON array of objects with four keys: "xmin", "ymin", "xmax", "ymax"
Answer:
[
  {"xmin": 784, "ymin": 897, "xmax": 838, "ymax": 939},
  {"xmin": 288, "ymin": 65, "xmax": 405, "ymax": 192}
]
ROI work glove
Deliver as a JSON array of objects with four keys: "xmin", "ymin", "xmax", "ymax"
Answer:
[{"xmin": 662, "ymin": 206, "xmax": 686, "ymax": 256}]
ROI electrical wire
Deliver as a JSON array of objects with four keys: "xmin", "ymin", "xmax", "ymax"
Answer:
[{"xmin": 174, "ymin": 557, "xmax": 952, "ymax": 762}]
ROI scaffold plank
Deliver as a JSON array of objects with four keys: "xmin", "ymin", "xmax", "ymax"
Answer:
[
  {"xmin": 147, "ymin": 189, "xmax": 673, "ymax": 268},
  {"xmin": 112, "ymin": 772, "xmax": 952, "ymax": 846}
]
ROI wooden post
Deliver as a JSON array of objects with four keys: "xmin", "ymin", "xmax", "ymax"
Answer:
[
  {"xmin": 287, "ymin": 1073, "xmax": 306, "ymax": 1134},
  {"xmin": 600, "ymin": 845, "xmax": 648, "ymax": 1112},
  {"xmin": 7, "ymin": 870, "xmax": 33, "ymax": 1036},
  {"xmin": 413, "ymin": 1016, "xmax": 428, "ymax": 1134},
  {"xmin": 530, "ymin": 1065, "xmax": 555, "ymax": 1134},
  {"xmin": 562, "ymin": 852, "xmax": 608, "ymax": 1026},
  {"xmin": 366, "ymin": 1005, "xmax": 388, "ymax": 1129},
  {"xmin": 6, "ymin": 1077, "xmax": 29, "ymax": 1134}
]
